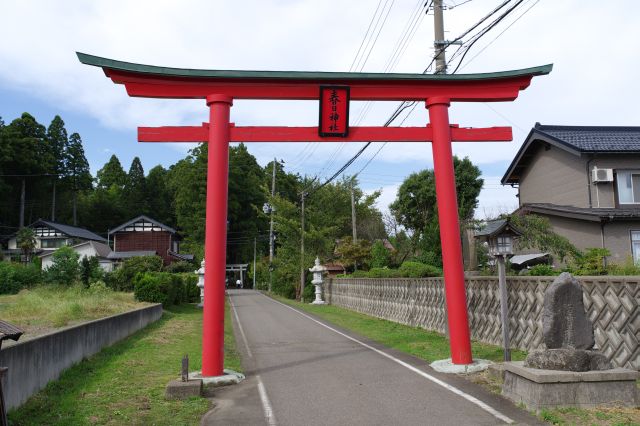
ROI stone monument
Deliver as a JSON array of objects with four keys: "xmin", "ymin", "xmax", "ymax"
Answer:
[
  {"xmin": 524, "ymin": 272, "xmax": 611, "ymax": 372},
  {"xmin": 501, "ymin": 273, "xmax": 638, "ymax": 411}
]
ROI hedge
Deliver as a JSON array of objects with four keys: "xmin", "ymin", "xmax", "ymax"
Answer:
[
  {"xmin": 0, "ymin": 262, "xmax": 42, "ymax": 294},
  {"xmin": 133, "ymin": 272, "xmax": 199, "ymax": 306}
]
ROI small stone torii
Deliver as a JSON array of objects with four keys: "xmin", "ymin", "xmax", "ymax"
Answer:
[{"xmin": 78, "ymin": 52, "xmax": 551, "ymax": 377}]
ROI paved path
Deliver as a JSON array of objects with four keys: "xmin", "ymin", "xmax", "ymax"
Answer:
[{"xmin": 203, "ymin": 290, "xmax": 542, "ymax": 426}]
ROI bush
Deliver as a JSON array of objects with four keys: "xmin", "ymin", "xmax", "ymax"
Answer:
[
  {"xmin": 366, "ymin": 267, "xmax": 402, "ymax": 278},
  {"xmin": 572, "ymin": 248, "xmax": 610, "ymax": 275},
  {"xmin": 45, "ymin": 246, "xmax": 80, "ymax": 285},
  {"xmin": 0, "ymin": 262, "xmax": 42, "ymax": 294},
  {"xmin": 163, "ymin": 261, "xmax": 196, "ymax": 273},
  {"xmin": 80, "ymin": 256, "xmax": 103, "ymax": 288},
  {"xmin": 607, "ymin": 257, "xmax": 640, "ymax": 275},
  {"xmin": 107, "ymin": 255, "xmax": 164, "ymax": 291},
  {"xmin": 524, "ymin": 264, "xmax": 559, "ymax": 276},
  {"xmin": 369, "ymin": 240, "xmax": 391, "ymax": 268},
  {"xmin": 398, "ymin": 261, "xmax": 442, "ymax": 278},
  {"xmin": 133, "ymin": 272, "xmax": 200, "ymax": 306}
]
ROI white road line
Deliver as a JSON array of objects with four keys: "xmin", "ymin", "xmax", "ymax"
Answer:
[
  {"xmin": 256, "ymin": 375, "xmax": 277, "ymax": 426},
  {"xmin": 260, "ymin": 293, "xmax": 515, "ymax": 425},
  {"xmin": 228, "ymin": 294, "xmax": 253, "ymax": 358}
]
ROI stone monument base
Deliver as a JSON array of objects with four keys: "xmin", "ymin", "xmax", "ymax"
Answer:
[{"xmin": 502, "ymin": 361, "xmax": 639, "ymax": 411}]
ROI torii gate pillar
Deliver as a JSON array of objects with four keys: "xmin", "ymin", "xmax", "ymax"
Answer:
[
  {"xmin": 427, "ymin": 97, "xmax": 472, "ymax": 363},
  {"xmin": 202, "ymin": 95, "xmax": 232, "ymax": 376}
]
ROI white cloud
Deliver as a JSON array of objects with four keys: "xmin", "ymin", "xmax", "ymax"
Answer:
[{"xmin": 2, "ymin": 0, "xmax": 639, "ymax": 217}]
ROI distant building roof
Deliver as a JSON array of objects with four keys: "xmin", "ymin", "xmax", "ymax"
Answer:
[
  {"xmin": 107, "ymin": 250, "xmax": 157, "ymax": 259},
  {"xmin": 25, "ymin": 220, "xmax": 107, "ymax": 243},
  {"xmin": 169, "ymin": 251, "xmax": 194, "ymax": 262},
  {"xmin": 519, "ymin": 203, "xmax": 640, "ymax": 222},
  {"xmin": 502, "ymin": 123, "xmax": 640, "ymax": 184},
  {"xmin": 109, "ymin": 215, "xmax": 177, "ymax": 235}
]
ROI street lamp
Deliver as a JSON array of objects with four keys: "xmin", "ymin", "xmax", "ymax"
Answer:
[{"xmin": 475, "ymin": 218, "xmax": 522, "ymax": 361}]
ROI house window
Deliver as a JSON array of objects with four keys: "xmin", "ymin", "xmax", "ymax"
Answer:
[
  {"xmin": 41, "ymin": 238, "xmax": 67, "ymax": 248},
  {"xmin": 632, "ymin": 231, "xmax": 640, "ymax": 265},
  {"xmin": 616, "ymin": 171, "xmax": 640, "ymax": 204}
]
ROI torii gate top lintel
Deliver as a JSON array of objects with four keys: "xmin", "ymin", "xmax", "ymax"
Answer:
[
  {"xmin": 77, "ymin": 52, "xmax": 551, "ymax": 102},
  {"xmin": 78, "ymin": 51, "xmax": 551, "ymax": 377}
]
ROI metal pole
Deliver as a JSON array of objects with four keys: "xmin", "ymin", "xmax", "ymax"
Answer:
[
  {"xmin": 497, "ymin": 255, "xmax": 511, "ymax": 361},
  {"xmin": 202, "ymin": 94, "xmax": 232, "ymax": 377},
  {"xmin": 427, "ymin": 96, "xmax": 473, "ymax": 365},
  {"xmin": 268, "ymin": 158, "xmax": 276, "ymax": 293},
  {"xmin": 433, "ymin": 0, "xmax": 447, "ymax": 74},
  {"xmin": 253, "ymin": 237, "xmax": 257, "ymax": 290},
  {"xmin": 300, "ymin": 191, "xmax": 306, "ymax": 302}
]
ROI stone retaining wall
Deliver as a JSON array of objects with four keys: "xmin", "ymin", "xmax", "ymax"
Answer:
[
  {"xmin": 325, "ymin": 276, "xmax": 639, "ymax": 369},
  {"xmin": 0, "ymin": 304, "xmax": 163, "ymax": 409}
]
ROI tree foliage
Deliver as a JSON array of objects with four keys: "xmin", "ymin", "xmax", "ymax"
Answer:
[{"xmin": 389, "ymin": 156, "xmax": 483, "ymax": 266}]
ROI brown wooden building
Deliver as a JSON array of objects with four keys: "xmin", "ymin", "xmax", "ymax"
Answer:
[{"xmin": 109, "ymin": 215, "xmax": 192, "ymax": 265}]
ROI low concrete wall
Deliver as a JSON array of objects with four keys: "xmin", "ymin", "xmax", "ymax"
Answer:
[
  {"xmin": 0, "ymin": 304, "xmax": 163, "ymax": 410},
  {"xmin": 325, "ymin": 276, "xmax": 639, "ymax": 370}
]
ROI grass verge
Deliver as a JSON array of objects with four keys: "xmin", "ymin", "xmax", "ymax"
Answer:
[
  {"xmin": 272, "ymin": 296, "xmax": 639, "ymax": 426},
  {"xmin": 8, "ymin": 301, "xmax": 241, "ymax": 426},
  {"xmin": 0, "ymin": 285, "xmax": 150, "ymax": 337},
  {"xmin": 271, "ymin": 295, "xmax": 526, "ymax": 363}
]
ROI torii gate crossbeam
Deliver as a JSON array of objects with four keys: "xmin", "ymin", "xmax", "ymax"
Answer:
[{"xmin": 78, "ymin": 52, "xmax": 551, "ymax": 377}]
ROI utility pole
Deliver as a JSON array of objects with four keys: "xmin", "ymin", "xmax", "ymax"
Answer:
[
  {"xmin": 434, "ymin": 0, "xmax": 450, "ymax": 340},
  {"xmin": 299, "ymin": 191, "xmax": 306, "ymax": 302},
  {"xmin": 350, "ymin": 180, "xmax": 357, "ymax": 243},
  {"xmin": 268, "ymin": 158, "xmax": 276, "ymax": 292},
  {"xmin": 433, "ymin": 0, "xmax": 447, "ymax": 74},
  {"xmin": 253, "ymin": 236, "xmax": 257, "ymax": 290}
]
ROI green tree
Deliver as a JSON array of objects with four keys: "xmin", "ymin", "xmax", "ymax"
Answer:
[
  {"xmin": 45, "ymin": 246, "xmax": 80, "ymax": 285},
  {"xmin": 2, "ymin": 113, "xmax": 47, "ymax": 227},
  {"xmin": 227, "ymin": 144, "xmax": 267, "ymax": 263},
  {"xmin": 124, "ymin": 156, "xmax": 148, "ymax": 217},
  {"xmin": 509, "ymin": 214, "xmax": 580, "ymax": 263},
  {"xmin": 335, "ymin": 236, "xmax": 371, "ymax": 271},
  {"xmin": 370, "ymin": 240, "xmax": 391, "ymax": 268},
  {"xmin": 96, "ymin": 155, "xmax": 127, "ymax": 190},
  {"xmin": 64, "ymin": 133, "xmax": 92, "ymax": 225},
  {"xmin": 45, "ymin": 116, "xmax": 69, "ymax": 221},
  {"xmin": 145, "ymin": 165, "xmax": 174, "ymax": 226},
  {"xmin": 16, "ymin": 227, "xmax": 36, "ymax": 263},
  {"xmin": 167, "ymin": 144, "xmax": 207, "ymax": 249},
  {"xmin": 390, "ymin": 156, "xmax": 483, "ymax": 265}
]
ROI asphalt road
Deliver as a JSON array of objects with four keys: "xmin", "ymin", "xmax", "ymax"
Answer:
[{"xmin": 202, "ymin": 290, "xmax": 542, "ymax": 426}]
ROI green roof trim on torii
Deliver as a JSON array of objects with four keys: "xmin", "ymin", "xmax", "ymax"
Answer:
[
  {"xmin": 77, "ymin": 52, "xmax": 552, "ymax": 101},
  {"xmin": 77, "ymin": 52, "xmax": 552, "ymax": 82}
]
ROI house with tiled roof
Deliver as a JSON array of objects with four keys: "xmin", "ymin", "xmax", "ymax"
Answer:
[
  {"xmin": 3, "ymin": 219, "xmax": 107, "ymax": 261},
  {"xmin": 109, "ymin": 215, "xmax": 193, "ymax": 265},
  {"xmin": 502, "ymin": 123, "xmax": 640, "ymax": 264}
]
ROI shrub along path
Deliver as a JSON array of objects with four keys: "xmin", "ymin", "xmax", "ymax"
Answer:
[{"xmin": 8, "ymin": 303, "xmax": 241, "ymax": 425}]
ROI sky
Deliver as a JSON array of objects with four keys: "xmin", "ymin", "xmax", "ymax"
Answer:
[{"xmin": 1, "ymin": 0, "xmax": 639, "ymax": 220}]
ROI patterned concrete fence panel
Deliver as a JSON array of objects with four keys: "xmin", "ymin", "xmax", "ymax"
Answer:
[{"xmin": 325, "ymin": 276, "xmax": 639, "ymax": 370}]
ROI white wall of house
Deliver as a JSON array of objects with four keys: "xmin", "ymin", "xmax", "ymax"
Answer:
[{"xmin": 40, "ymin": 243, "xmax": 114, "ymax": 272}]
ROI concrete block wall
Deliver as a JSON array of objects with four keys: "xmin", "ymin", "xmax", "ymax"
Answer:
[
  {"xmin": 0, "ymin": 304, "xmax": 163, "ymax": 410},
  {"xmin": 325, "ymin": 276, "xmax": 639, "ymax": 370}
]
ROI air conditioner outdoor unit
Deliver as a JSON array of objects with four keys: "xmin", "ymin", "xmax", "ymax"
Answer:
[{"xmin": 592, "ymin": 167, "xmax": 613, "ymax": 183}]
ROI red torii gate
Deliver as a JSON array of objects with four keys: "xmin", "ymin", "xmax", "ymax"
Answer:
[{"xmin": 78, "ymin": 53, "xmax": 551, "ymax": 376}]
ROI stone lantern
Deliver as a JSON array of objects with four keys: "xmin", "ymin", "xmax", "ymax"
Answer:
[
  {"xmin": 308, "ymin": 257, "xmax": 327, "ymax": 305},
  {"xmin": 475, "ymin": 218, "xmax": 522, "ymax": 361},
  {"xmin": 196, "ymin": 259, "xmax": 205, "ymax": 308}
]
